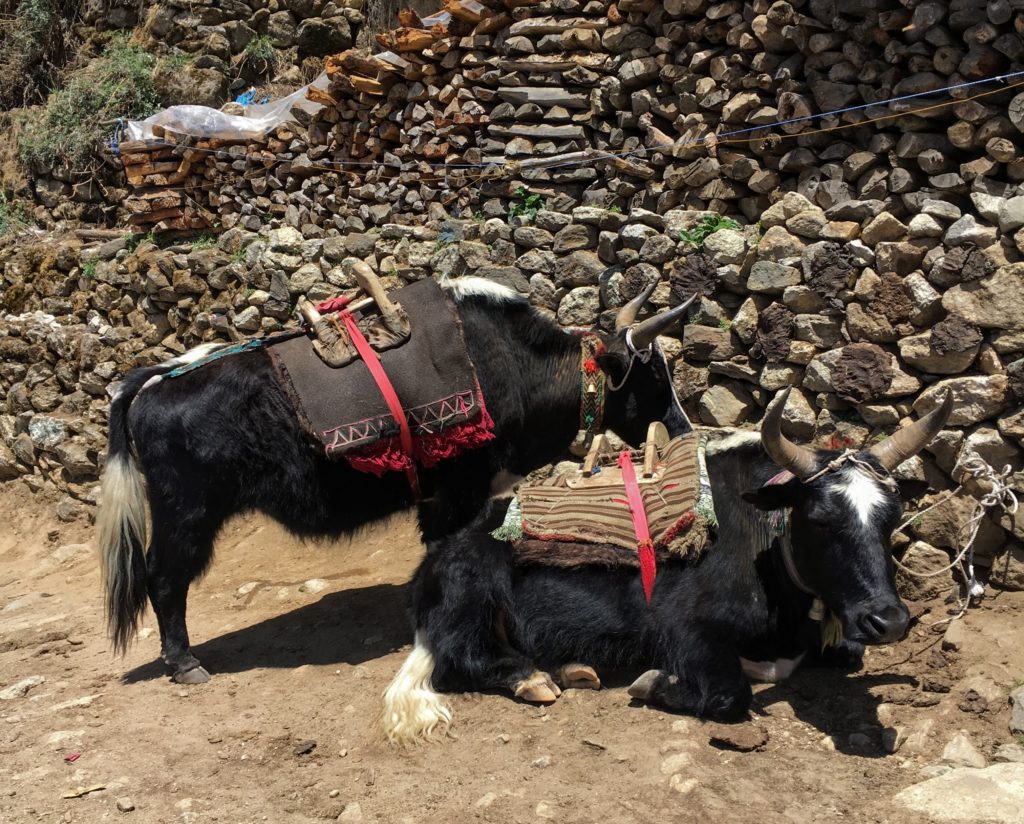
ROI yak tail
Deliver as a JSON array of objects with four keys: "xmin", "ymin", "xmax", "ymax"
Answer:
[
  {"xmin": 97, "ymin": 378, "xmax": 150, "ymax": 654},
  {"xmin": 380, "ymin": 632, "xmax": 452, "ymax": 746}
]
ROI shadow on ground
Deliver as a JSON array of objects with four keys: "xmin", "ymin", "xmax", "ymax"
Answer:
[
  {"xmin": 123, "ymin": 582, "xmax": 409, "ymax": 683},
  {"xmin": 754, "ymin": 668, "xmax": 917, "ymax": 757}
]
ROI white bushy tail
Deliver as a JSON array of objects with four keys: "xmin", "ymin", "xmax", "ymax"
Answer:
[{"xmin": 380, "ymin": 632, "xmax": 452, "ymax": 746}]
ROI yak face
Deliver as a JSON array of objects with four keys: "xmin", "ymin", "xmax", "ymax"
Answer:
[
  {"xmin": 597, "ymin": 331, "xmax": 691, "ymax": 445},
  {"xmin": 743, "ymin": 455, "xmax": 910, "ymax": 645}
]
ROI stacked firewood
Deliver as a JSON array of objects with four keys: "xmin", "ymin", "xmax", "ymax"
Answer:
[{"xmin": 119, "ymin": 0, "xmax": 1024, "ymax": 233}]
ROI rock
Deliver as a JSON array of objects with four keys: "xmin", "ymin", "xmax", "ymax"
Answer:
[
  {"xmin": 296, "ymin": 17, "xmax": 352, "ymax": 58},
  {"xmin": 703, "ymin": 229, "xmax": 747, "ymax": 265},
  {"xmin": 698, "ymin": 382, "xmax": 757, "ymax": 426},
  {"xmin": 748, "ymin": 261, "xmax": 801, "ymax": 294},
  {"xmin": 910, "ymin": 492, "xmax": 1006, "ymax": 556},
  {"xmin": 757, "ymin": 226, "xmax": 805, "ymax": 261},
  {"xmin": 994, "ymin": 743, "xmax": 1024, "ymax": 764},
  {"xmin": 514, "ymin": 226, "xmax": 554, "ymax": 249},
  {"xmin": 556, "ymin": 287, "xmax": 601, "ymax": 326},
  {"xmin": 990, "ymin": 542, "xmax": 1024, "ymax": 590},
  {"xmin": 732, "ymin": 298, "xmax": 759, "ymax": 344},
  {"xmin": 28, "ymin": 416, "xmax": 67, "ymax": 450},
  {"xmin": 914, "ymin": 376, "xmax": 1009, "ymax": 425},
  {"xmin": 942, "ymin": 733, "xmax": 988, "ymax": 769},
  {"xmin": 553, "ymin": 224, "xmax": 597, "ymax": 253},
  {"xmin": 862, "ymin": 212, "xmax": 908, "ymax": 245},
  {"xmin": 999, "ymin": 196, "xmax": 1024, "ymax": 232},
  {"xmin": 1011, "ymin": 683, "xmax": 1024, "ymax": 736},
  {"xmin": 894, "ymin": 764, "xmax": 1024, "ymax": 823},
  {"xmin": 0, "ymin": 675, "xmax": 45, "ymax": 700},
  {"xmin": 945, "ymin": 214, "xmax": 998, "ymax": 247},
  {"xmin": 50, "ymin": 543, "xmax": 91, "ymax": 565},
  {"xmin": 116, "ymin": 797, "xmax": 135, "ymax": 813},
  {"xmin": 899, "ymin": 333, "xmax": 979, "ymax": 374},
  {"xmin": 683, "ymin": 326, "xmax": 739, "ymax": 361},
  {"xmin": 942, "ymin": 265, "xmax": 1024, "ymax": 330},
  {"xmin": 706, "ymin": 722, "xmax": 768, "ymax": 752},
  {"xmin": 554, "ymin": 251, "xmax": 605, "ymax": 287},
  {"xmin": 153, "ymin": 63, "xmax": 228, "ymax": 108},
  {"xmin": 896, "ymin": 542, "xmax": 955, "ymax": 600},
  {"xmin": 337, "ymin": 802, "xmax": 363, "ymax": 823}
]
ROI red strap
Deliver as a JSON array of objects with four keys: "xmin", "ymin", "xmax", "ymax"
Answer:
[
  {"xmin": 618, "ymin": 450, "xmax": 656, "ymax": 603},
  {"xmin": 339, "ymin": 311, "xmax": 420, "ymax": 499},
  {"xmin": 315, "ymin": 295, "xmax": 352, "ymax": 314}
]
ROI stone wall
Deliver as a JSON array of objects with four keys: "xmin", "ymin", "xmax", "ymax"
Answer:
[{"xmin": 2, "ymin": 0, "xmax": 1024, "ymax": 589}]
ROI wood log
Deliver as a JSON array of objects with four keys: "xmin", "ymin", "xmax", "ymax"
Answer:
[{"xmin": 376, "ymin": 25, "xmax": 447, "ymax": 53}]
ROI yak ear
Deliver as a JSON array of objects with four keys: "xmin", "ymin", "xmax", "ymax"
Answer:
[
  {"xmin": 596, "ymin": 350, "xmax": 630, "ymax": 385},
  {"xmin": 742, "ymin": 479, "xmax": 800, "ymax": 511}
]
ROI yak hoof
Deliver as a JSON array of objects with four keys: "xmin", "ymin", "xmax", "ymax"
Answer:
[
  {"xmin": 514, "ymin": 671, "xmax": 562, "ymax": 704},
  {"xmin": 557, "ymin": 663, "xmax": 601, "ymax": 691},
  {"xmin": 628, "ymin": 669, "xmax": 663, "ymax": 701},
  {"xmin": 173, "ymin": 665, "xmax": 211, "ymax": 685}
]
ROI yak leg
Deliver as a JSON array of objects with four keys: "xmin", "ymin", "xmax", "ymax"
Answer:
[
  {"xmin": 146, "ymin": 518, "xmax": 215, "ymax": 684},
  {"xmin": 416, "ymin": 535, "xmax": 558, "ymax": 704},
  {"xmin": 628, "ymin": 631, "xmax": 751, "ymax": 722},
  {"xmin": 557, "ymin": 663, "xmax": 601, "ymax": 690}
]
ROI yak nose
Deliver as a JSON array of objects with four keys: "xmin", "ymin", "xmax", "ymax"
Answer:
[{"xmin": 858, "ymin": 602, "xmax": 910, "ymax": 644}]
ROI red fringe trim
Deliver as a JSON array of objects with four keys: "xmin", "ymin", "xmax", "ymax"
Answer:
[{"xmin": 345, "ymin": 390, "xmax": 496, "ymax": 476}]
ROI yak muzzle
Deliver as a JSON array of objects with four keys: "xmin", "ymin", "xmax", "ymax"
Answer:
[{"xmin": 854, "ymin": 601, "xmax": 910, "ymax": 644}]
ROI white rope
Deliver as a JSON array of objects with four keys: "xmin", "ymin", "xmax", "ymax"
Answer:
[{"xmin": 893, "ymin": 457, "xmax": 1019, "ymax": 616}]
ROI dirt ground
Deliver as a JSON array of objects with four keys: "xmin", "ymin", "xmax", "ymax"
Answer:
[{"xmin": 1, "ymin": 484, "xmax": 1022, "ymax": 824}]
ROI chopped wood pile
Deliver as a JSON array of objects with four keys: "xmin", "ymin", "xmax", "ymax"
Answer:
[{"xmin": 120, "ymin": 0, "xmax": 1024, "ymax": 234}]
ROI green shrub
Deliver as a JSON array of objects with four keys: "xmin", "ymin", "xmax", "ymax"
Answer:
[
  {"xmin": 507, "ymin": 186, "xmax": 545, "ymax": 222},
  {"xmin": 0, "ymin": 193, "xmax": 32, "ymax": 238},
  {"xmin": 0, "ymin": 0, "xmax": 67, "ymax": 109},
  {"xmin": 243, "ymin": 35, "xmax": 278, "ymax": 74},
  {"xmin": 18, "ymin": 35, "xmax": 160, "ymax": 174},
  {"xmin": 678, "ymin": 214, "xmax": 742, "ymax": 249},
  {"xmin": 81, "ymin": 258, "xmax": 97, "ymax": 279}
]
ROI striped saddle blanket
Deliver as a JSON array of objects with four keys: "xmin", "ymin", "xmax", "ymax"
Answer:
[{"xmin": 505, "ymin": 429, "xmax": 716, "ymax": 560}]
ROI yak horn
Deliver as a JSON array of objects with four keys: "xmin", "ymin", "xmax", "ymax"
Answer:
[
  {"xmin": 614, "ymin": 281, "xmax": 658, "ymax": 331},
  {"xmin": 760, "ymin": 387, "xmax": 818, "ymax": 480},
  {"xmin": 868, "ymin": 390, "xmax": 954, "ymax": 471},
  {"xmin": 628, "ymin": 292, "xmax": 698, "ymax": 350}
]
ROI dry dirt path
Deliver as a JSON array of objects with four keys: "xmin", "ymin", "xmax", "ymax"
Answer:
[{"xmin": 1, "ymin": 487, "xmax": 1022, "ymax": 824}]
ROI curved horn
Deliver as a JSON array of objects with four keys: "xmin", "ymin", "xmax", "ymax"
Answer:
[
  {"xmin": 868, "ymin": 389, "xmax": 954, "ymax": 471},
  {"xmin": 760, "ymin": 387, "xmax": 818, "ymax": 480},
  {"xmin": 628, "ymin": 292, "xmax": 698, "ymax": 350},
  {"xmin": 614, "ymin": 281, "xmax": 658, "ymax": 331}
]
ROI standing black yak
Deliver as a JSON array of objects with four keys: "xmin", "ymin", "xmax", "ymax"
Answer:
[
  {"xmin": 99, "ymin": 276, "xmax": 695, "ymax": 683},
  {"xmin": 381, "ymin": 389, "xmax": 954, "ymax": 744}
]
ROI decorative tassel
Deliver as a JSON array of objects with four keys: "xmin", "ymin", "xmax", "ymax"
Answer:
[
  {"xmin": 490, "ymin": 497, "xmax": 523, "ymax": 541},
  {"xmin": 809, "ymin": 598, "xmax": 844, "ymax": 650}
]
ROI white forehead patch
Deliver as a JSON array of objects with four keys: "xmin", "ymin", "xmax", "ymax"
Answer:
[{"xmin": 835, "ymin": 467, "xmax": 887, "ymax": 526}]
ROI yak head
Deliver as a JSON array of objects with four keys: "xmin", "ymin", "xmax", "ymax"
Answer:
[
  {"xmin": 743, "ymin": 388, "xmax": 954, "ymax": 646},
  {"xmin": 596, "ymin": 286, "xmax": 696, "ymax": 444}
]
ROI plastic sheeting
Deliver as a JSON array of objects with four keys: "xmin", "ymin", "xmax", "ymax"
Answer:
[{"xmin": 124, "ymin": 72, "xmax": 331, "ymax": 141}]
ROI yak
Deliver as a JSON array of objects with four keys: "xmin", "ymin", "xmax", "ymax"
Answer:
[
  {"xmin": 98, "ymin": 276, "xmax": 695, "ymax": 683},
  {"xmin": 381, "ymin": 389, "xmax": 954, "ymax": 744}
]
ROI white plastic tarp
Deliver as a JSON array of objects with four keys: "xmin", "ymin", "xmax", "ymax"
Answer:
[{"xmin": 124, "ymin": 72, "xmax": 331, "ymax": 141}]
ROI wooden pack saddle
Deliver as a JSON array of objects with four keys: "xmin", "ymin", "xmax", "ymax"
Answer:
[
  {"xmin": 518, "ymin": 423, "xmax": 709, "ymax": 558},
  {"xmin": 295, "ymin": 259, "xmax": 411, "ymax": 367}
]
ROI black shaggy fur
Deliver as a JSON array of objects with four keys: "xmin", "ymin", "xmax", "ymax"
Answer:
[
  {"xmin": 103, "ymin": 289, "xmax": 688, "ymax": 679},
  {"xmin": 411, "ymin": 436, "xmax": 910, "ymax": 722}
]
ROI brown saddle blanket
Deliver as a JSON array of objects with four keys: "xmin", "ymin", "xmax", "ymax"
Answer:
[
  {"xmin": 268, "ymin": 278, "xmax": 491, "ymax": 464},
  {"xmin": 518, "ymin": 431, "xmax": 709, "ymax": 557}
]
